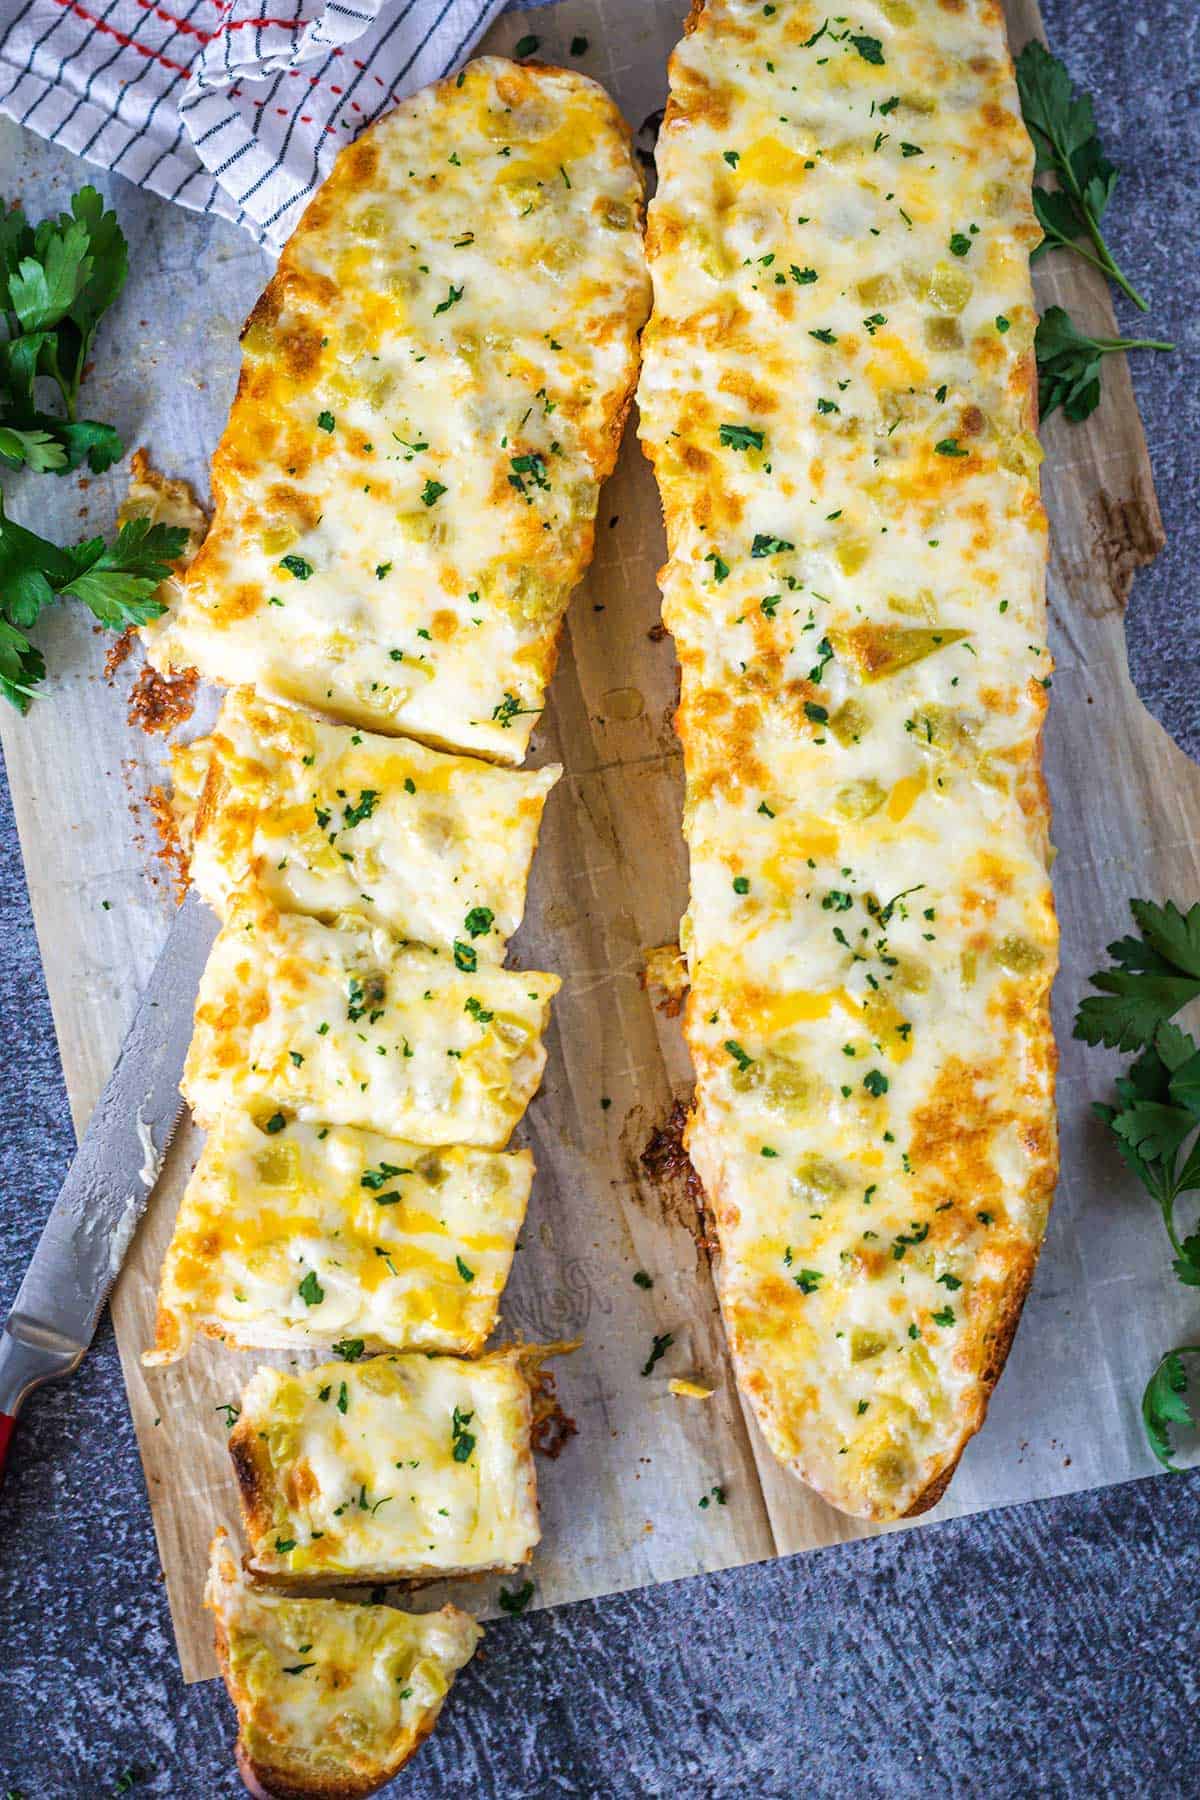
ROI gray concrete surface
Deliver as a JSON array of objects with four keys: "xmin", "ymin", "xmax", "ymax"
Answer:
[{"xmin": 2, "ymin": 1, "xmax": 1199, "ymax": 1794}]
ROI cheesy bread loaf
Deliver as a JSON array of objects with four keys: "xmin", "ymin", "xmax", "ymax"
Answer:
[
  {"xmin": 229, "ymin": 1348, "xmax": 545, "ymax": 1583},
  {"xmin": 145, "ymin": 1112, "xmax": 531, "ymax": 1365},
  {"xmin": 171, "ymin": 689, "xmax": 560, "ymax": 953},
  {"xmin": 638, "ymin": 0, "xmax": 1057, "ymax": 1520},
  {"xmin": 207, "ymin": 1530, "xmax": 480, "ymax": 1800},
  {"xmin": 182, "ymin": 896, "xmax": 559, "ymax": 1148},
  {"xmin": 142, "ymin": 57, "xmax": 650, "ymax": 762}
]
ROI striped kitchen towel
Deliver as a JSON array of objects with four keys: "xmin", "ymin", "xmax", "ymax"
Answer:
[{"xmin": 0, "ymin": 0, "xmax": 509, "ymax": 246}]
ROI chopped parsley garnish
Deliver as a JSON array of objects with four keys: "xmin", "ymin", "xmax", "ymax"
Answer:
[
  {"xmin": 718, "ymin": 422, "xmax": 764, "ymax": 452},
  {"xmin": 790, "ymin": 265, "xmax": 818, "ymax": 285},
  {"xmin": 724, "ymin": 1040, "xmax": 754, "ymax": 1072},
  {"xmin": 491, "ymin": 691, "xmax": 540, "ymax": 728},
  {"xmin": 751, "ymin": 533, "xmax": 794, "ymax": 558},
  {"xmin": 934, "ymin": 438, "xmax": 969, "ymax": 457},
  {"xmin": 421, "ymin": 477, "xmax": 447, "ymax": 506},
  {"xmin": 464, "ymin": 906, "xmax": 495, "ymax": 938},
  {"xmin": 280, "ymin": 554, "xmax": 312, "ymax": 580},
  {"xmin": 298, "ymin": 1270, "xmax": 324, "ymax": 1307},
  {"xmin": 433, "ymin": 283, "xmax": 464, "ymax": 314},
  {"xmin": 641, "ymin": 1332, "xmax": 674, "ymax": 1376},
  {"xmin": 332, "ymin": 1338, "xmax": 365, "ymax": 1361},
  {"xmin": 891, "ymin": 1222, "xmax": 929, "ymax": 1261},
  {"xmin": 451, "ymin": 1404, "xmax": 476, "ymax": 1463},
  {"xmin": 949, "ymin": 232, "xmax": 972, "ymax": 257},
  {"xmin": 362, "ymin": 1161, "xmax": 408, "ymax": 1190},
  {"xmin": 705, "ymin": 551, "xmax": 730, "ymax": 583},
  {"xmin": 508, "ymin": 452, "xmax": 550, "ymax": 496},
  {"xmin": 498, "ymin": 1579, "xmax": 534, "ymax": 1615},
  {"xmin": 850, "ymin": 32, "xmax": 884, "ymax": 64},
  {"xmin": 456, "ymin": 1255, "xmax": 475, "ymax": 1282},
  {"xmin": 316, "ymin": 410, "xmax": 335, "ymax": 432},
  {"xmin": 453, "ymin": 940, "xmax": 477, "ymax": 973},
  {"xmin": 264, "ymin": 1112, "xmax": 287, "ymax": 1135},
  {"xmin": 342, "ymin": 788, "xmax": 379, "ymax": 828}
]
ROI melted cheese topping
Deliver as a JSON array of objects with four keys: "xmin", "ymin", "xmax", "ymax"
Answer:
[
  {"xmin": 183, "ymin": 896, "xmax": 559, "ymax": 1147},
  {"xmin": 144, "ymin": 57, "xmax": 649, "ymax": 762},
  {"xmin": 145, "ymin": 1111, "xmax": 531, "ymax": 1364},
  {"xmin": 231, "ymin": 1349, "xmax": 541, "ymax": 1580},
  {"xmin": 638, "ymin": 0, "xmax": 1057, "ymax": 1520},
  {"xmin": 172, "ymin": 689, "xmax": 559, "ymax": 954},
  {"xmin": 207, "ymin": 1530, "xmax": 480, "ymax": 1787}
]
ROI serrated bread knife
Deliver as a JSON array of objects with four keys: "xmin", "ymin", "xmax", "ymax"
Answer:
[{"xmin": 0, "ymin": 889, "xmax": 216, "ymax": 1483}]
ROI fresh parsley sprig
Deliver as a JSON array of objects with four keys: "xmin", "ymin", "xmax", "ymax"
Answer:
[
  {"xmin": 1035, "ymin": 307, "xmax": 1174, "ymax": 425},
  {"xmin": 1077, "ymin": 899, "xmax": 1200, "ymax": 1471},
  {"xmin": 0, "ymin": 495, "xmax": 186, "ymax": 710},
  {"xmin": 0, "ymin": 186, "xmax": 128, "ymax": 474},
  {"xmin": 1015, "ymin": 41, "xmax": 1146, "ymax": 312}
]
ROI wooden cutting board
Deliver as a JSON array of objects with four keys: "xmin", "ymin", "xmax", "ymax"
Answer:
[{"xmin": 1, "ymin": 0, "xmax": 1189, "ymax": 1684}]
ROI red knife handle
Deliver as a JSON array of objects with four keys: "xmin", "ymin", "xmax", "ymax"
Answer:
[{"xmin": 0, "ymin": 1411, "xmax": 15, "ymax": 1488}]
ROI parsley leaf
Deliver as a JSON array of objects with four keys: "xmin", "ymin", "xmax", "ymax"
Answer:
[
  {"xmin": 1141, "ymin": 1347, "xmax": 1200, "ymax": 1470},
  {"xmin": 1091, "ymin": 1020, "xmax": 1200, "ymax": 1289},
  {"xmin": 1035, "ymin": 306, "xmax": 1172, "ymax": 425},
  {"xmin": 1015, "ymin": 41, "xmax": 1145, "ymax": 311},
  {"xmin": 1074, "ymin": 898, "xmax": 1200, "ymax": 1051}
]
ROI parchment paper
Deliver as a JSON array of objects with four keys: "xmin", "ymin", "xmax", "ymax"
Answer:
[{"xmin": 0, "ymin": 0, "xmax": 1193, "ymax": 1685}]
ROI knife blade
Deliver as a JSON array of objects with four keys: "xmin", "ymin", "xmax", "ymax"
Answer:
[{"xmin": 0, "ymin": 888, "xmax": 217, "ymax": 1479}]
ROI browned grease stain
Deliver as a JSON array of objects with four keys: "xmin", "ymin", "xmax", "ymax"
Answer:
[
  {"xmin": 1086, "ymin": 482, "xmax": 1166, "ymax": 614},
  {"xmin": 528, "ymin": 1365, "xmax": 578, "ymax": 1461},
  {"xmin": 621, "ymin": 1096, "xmax": 717, "ymax": 1261}
]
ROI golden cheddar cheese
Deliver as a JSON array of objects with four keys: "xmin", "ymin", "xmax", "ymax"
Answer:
[
  {"xmin": 638, "ymin": 0, "xmax": 1057, "ymax": 1521},
  {"xmin": 144, "ymin": 1111, "xmax": 531, "ymax": 1365},
  {"xmin": 207, "ymin": 1529, "xmax": 480, "ymax": 1800},
  {"xmin": 182, "ymin": 895, "xmax": 559, "ymax": 1148},
  {"xmin": 172, "ymin": 688, "xmax": 559, "ymax": 954},
  {"xmin": 229, "ymin": 1348, "xmax": 546, "ymax": 1582},
  {"xmin": 143, "ymin": 56, "xmax": 650, "ymax": 762}
]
